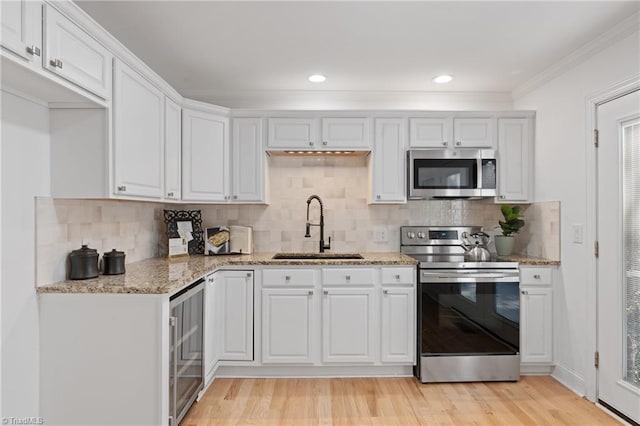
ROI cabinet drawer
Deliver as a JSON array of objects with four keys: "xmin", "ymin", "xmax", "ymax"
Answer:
[
  {"xmin": 520, "ymin": 267, "xmax": 552, "ymax": 286},
  {"xmin": 322, "ymin": 268, "xmax": 374, "ymax": 286},
  {"xmin": 263, "ymin": 269, "xmax": 316, "ymax": 287},
  {"xmin": 381, "ymin": 267, "xmax": 415, "ymax": 285}
]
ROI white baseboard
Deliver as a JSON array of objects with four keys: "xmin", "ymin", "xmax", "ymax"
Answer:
[
  {"xmin": 215, "ymin": 365, "xmax": 414, "ymax": 378},
  {"xmin": 552, "ymin": 363, "xmax": 586, "ymax": 396},
  {"xmin": 521, "ymin": 364, "xmax": 554, "ymax": 375}
]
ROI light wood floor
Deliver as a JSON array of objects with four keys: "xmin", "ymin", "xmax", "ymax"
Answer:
[{"xmin": 182, "ymin": 376, "xmax": 620, "ymax": 425}]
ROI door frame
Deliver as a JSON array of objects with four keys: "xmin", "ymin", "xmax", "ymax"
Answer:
[{"xmin": 585, "ymin": 75, "xmax": 640, "ymax": 402}]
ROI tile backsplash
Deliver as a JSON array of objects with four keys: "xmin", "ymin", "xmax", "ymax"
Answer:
[{"xmin": 35, "ymin": 156, "xmax": 560, "ymax": 285}]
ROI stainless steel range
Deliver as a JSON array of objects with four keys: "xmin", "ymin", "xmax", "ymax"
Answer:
[{"xmin": 401, "ymin": 226, "xmax": 520, "ymax": 383}]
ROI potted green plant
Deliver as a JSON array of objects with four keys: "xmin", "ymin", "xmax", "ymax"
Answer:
[{"xmin": 495, "ymin": 205, "xmax": 525, "ymax": 256}]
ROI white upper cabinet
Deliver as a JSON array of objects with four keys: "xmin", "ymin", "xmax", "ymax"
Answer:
[
  {"xmin": 320, "ymin": 117, "xmax": 370, "ymax": 149},
  {"xmin": 182, "ymin": 109, "xmax": 229, "ymax": 202},
  {"xmin": 497, "ymin": 118, "xmax": 531, "ymax": 202},
  {"xmin": 453, "ymin": 118, "xmax": 495, "ymax": 148},
  {"xmin": 371, "ymin": 118, "xmax": 406, "ymax": 203},
  {"xmin": 267, "ymin": 117, "xmax": 371, "ymax": 150},
  {"xmin": 113, "ymin": 60, "xmax": 164, "ymax": 199},
  {"xmin": 43, "ymin": 4, "xmax": 112, "ymax": 99},
  {"xmin": 232, "ymin": 118, "xmax": 265, "ymax": 202},
  {"xmin": 409, "ymin": 118, "xmax": 452, "ymax": 148},
  {"xmin": 164, "ymin": 97, "xmax": 181, "ymax": 201},
  {"xmin": 268, "ymin": 118, "xmax": 318, "ymax": 149},
  {"xmin": 1, "ymin": 0, "xmax": 42, "ymax": 64}
]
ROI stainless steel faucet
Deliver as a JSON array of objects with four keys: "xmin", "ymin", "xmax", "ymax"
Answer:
[{"xmin": 304, "ymin": 195, "xmax": 331, "ymax": 253}]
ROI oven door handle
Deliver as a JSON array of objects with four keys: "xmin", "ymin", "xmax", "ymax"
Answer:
[{"xmin": 420, "ymin": 271, "xmax": 519, "ymax": 283}]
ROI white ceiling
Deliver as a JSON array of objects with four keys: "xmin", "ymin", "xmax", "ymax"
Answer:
[{"xmin": 77, "ymin": 1, "xmax": 639, "ymax": 106}]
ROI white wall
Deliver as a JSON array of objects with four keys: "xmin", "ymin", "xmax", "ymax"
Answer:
[
  {"xmin": 1, "ymin": 90, "xmax": 51, "ymax": 417},
  {"xmin": 514, "ymin": 31, "xmax": 640, "ymax": 395}
]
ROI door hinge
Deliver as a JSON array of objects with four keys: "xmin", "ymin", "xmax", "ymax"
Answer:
[
  {"xmin": 594, "ymin": 351, "xmax": 599, "ymax": 368},
  {"xmin": 594, "ymin": 241, "xmax": 599, "ymax": 258},
  {"xmin": 594, "ymin": 129, "xmax": 599, "ymax": 147},
  {"xmin": 169, "ymin": 316, "xmax": 176, "ymax": 327}
]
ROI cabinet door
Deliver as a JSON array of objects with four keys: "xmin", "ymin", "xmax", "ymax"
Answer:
[
  {"xmin": 113, "ymin": 60, "xmax": 164, "ymax": 199},
  {"xmin": 1, "ymin": 0, "xmax": 41, "ymax": 63},
  {"xmin": 453, "ymin": 118, "xmax": 495, "ymax": 148},
  {"xmin": 262, "ymin": 288, "xmax": 316, "ymax": 364},
  {"xmin": 164, "ymin": 97, "xmax": 181, "ymax": 200},
  {"xmin": 520, "ymin": 287, "xmax": 553, "ymax": 364},
  {"xmin": 497, "ymin": 118, "xmax": 530, "ymax": 202},
  {"xmin": 219, "ymin": 271, "xmax": 254, "ymax": 361},
  {"xmin": 43, "ymin": 5, "xmax": 112, "ymax": 99},
  {"xmin": 381, "ymin": 287, "xmax": 415, "ymax": 363},
  {"xmin": 267, "ymin": 118, "xmax": 318, "ymax": 149},
  {"xmin": 322, "ymin": 288, "xmax": 375, "ymax": 363},
  {"xmin": 232, "ymin": 118, "xmax": 264, "ymax": 202},
  {"xmin": 321, "ymin": 118, "xmax": 370, "ymax": 149},
  {"xmin": 409, "ymin": 118, "xmax": 452, "ymax": 148},
  {"xmin": 182, "ymin": 109, "xmax": 229, "ymax": 202},
  {"xmin": 371, "ymin": 118, "xmax": 406, "ymax": 203},
  {"xmin": 204, "ymin": 273, "xmax": 219, "ymax": 385}
]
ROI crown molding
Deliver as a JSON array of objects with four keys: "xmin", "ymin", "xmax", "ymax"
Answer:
[
  {"xmin": 512, "ymin": 12, "xmax": 640, "ymax": 100},
  {"xmin": 182, "ymin": 98, "xmax": 231, "ymax": 115},
  {"xmin": 180, "ymin": 89, "xmax": 514, "ymax": 110}
]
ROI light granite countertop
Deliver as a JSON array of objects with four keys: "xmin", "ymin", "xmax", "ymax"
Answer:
[
  {"xmin": 36, "ymin": 252, "xmax": 418, "ymax": 295},
  {"xmin": 497, "ymin": 254, "xmax": 560, "ymax": 266}
]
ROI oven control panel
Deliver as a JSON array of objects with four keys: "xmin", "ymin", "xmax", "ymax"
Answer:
[{"xmin": 400, "ymin": 226, "xmax": 482, "ymax": 246}]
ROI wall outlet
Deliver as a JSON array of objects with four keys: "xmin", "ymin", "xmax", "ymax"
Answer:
[
  {"xmin": 373, "ymin": 226, "xmax": 388, "ymax": 243},
  {"xmin": 572, "ymin": 224, "xmax": 583, "ymax": 244}
]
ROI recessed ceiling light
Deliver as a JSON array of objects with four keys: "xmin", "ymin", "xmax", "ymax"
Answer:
[
  {"xmin": 433, "ymin": 75, "xmax": 453, "ymax": 84},
  {"xmin": 308, "ymin": 74, "xmax": 326, "ymax": 83}
]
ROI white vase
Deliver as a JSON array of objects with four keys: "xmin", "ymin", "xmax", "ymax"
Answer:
[{"xmin": 495, "ymin": 235, "xmax": 515, "ymax": 256}]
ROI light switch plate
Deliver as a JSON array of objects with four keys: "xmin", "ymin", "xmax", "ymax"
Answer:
[
  {"xmin": 572, "ymin": 224, "xmax": 583, "ymax": 244},
  {"xmin": 373, "ymin": 226, "xmax": 388, "ymax": 243}
]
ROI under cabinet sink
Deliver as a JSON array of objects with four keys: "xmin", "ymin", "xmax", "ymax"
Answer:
[{"xmin": 272, "ymin": 252, "xmax": 364, "ymax": 260}]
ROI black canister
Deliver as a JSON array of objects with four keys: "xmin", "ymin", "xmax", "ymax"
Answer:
[
  {"xmin": 102, "ymin": 249, "xmax": 126, "ymax": 275},
  {"xmin": 69, "ymin": 245, "xmax": 99, "ymax": 280}
]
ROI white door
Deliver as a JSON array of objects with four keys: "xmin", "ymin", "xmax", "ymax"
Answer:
[
  {"xmin": 267, "ymin": 118, "xmax": 318, "ymax": 149},
  {"xmin": 409, "ymin": 118, "xmax": 452, "ymax": 148},
  {"xmin": 219, "ymin": 271, "xmax": 253, "ymax": 361},
  {"xmin": 380, "ymin": 287, "xmax": 414, "ymax": 363},
  {"xmin": 232, "ymin": 118, "xmax": 264, "ymax": 202},
  {"xmin": 321, "ymin": 118, "xmax": 370, "ymax": 149},
  {"xmin": 43, "ymin": 4, "xmax": 112, "ymax": 99},
  {"xmin": 322, "ymin": 287, "xmax": 375, "ymax": 363},
  {"xmin": 262, "ymin": 288, "xmax": 316, "ymax": 364},
  {"xmin": 1, "ymin": 0, "xmax": 41, "ymax": 63},
  {"xmin": 113, "ymin": 60, "xmax": 164, "ymax": 199},
  {"xmin": 497, "ymin": 118, "xmax": 530, "ymax": 202},
  {"xmin": 372, "ymin": 118, "xmax": 406, "ymax": 203},
  {"xmin": 453, "ymin": 118, "xmax": 495, "ymax": 148},
  {"xmin": 597, "ymin": 89, "xmax": 640, "ymax": 423},
  {"xmin": 182, "ymin": 109, "xmax": 229, "ymax": 202},
  {"xmin": 519, "ymin": 287, "xmax": 553, "ymax": 364},
  {"xmin": 164, "ymin": 97, "xmax": 181, "ymax": 200}
]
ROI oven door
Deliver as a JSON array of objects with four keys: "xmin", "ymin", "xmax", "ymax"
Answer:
[
  {"xmin": 408, "ymin": 149, "xmax": 496, "ymax": 199},
  {"xmin": 416, "ymin": 269, "xmax": 520, "ymax": 382}
]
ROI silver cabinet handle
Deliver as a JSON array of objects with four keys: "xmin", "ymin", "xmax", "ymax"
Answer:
[
  {"xmin": 309, "ymin": 141, "xmax": 314, "ymax": 146},
  {"xmin": 167, "ymin": 192, "xmax": 174, "ymax": 197},
  {"xmin": 395, "ymin": 274, "xmax": 400, "ymax": 280},
  {"xmin": 308, "ymin": 290, "xmax": 313, "ymax": 296},
  {"xmin": 442, "ymin": 141, "xmax": 448, "ymax": 146},
  {"xmin": 345, "ymin": 275, "xmax": 351, "ymax": 281},
  {"xmin": 533, "ymin": 274, "xmax": 541, "ymax": 279},
  {"xmin": 499, "ymin": 195, "xmax": 506, "ymax": 199},
  {"xmin": 285, "ymin": 275, "xmax": 291, "ymax": 281},
  {"xmin": 455, "ymin": 141, "xmax": 462, "ymax": 146},
  {"xmin": 26, "ymin": 45, "xmax": 40, "ymax": 56},
  {"xmin": 376, "ymin": 195, "xmax": 381, "ymax": 200},
  {"xmin": 246, "ymin": 272, "xmax": 252, "ymax": 278},
  {"xmin": 117, "ymin": 185, "xmax": 126, "ymax": 192},
  {"xmin": 233, "ymin": 195, "xmax": 238, "ymax": 200},
  {"xmin": 323, "ymin": 290, "xmax": 328, "ymax": 295},
  {"xmin": 383, "ymin": 289, "xmax": 388, "ymax": 295},
  {"xmin": 322, "ymin": 141, "xmax": 328, "ymax": 146},
  {"xmin": 49, "ymin": 59, "xmax": 63, "ymax": 68},
  {"xmin": 521, "ymin": 290, "xmax": 529, "ymax": 295}
]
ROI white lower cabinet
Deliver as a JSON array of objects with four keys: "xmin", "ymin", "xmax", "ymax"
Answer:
[
  {"xmin": 519, "ymin": 267, "xmax": 553, "ymax": 366},
  {"xmin": 219, "ymin": 270, "xmax": 254, "ymax": 361},
  {"xmin": 262, "ymin": 288, "xmax": 316, "ymax": 363},
  {"xmin": 381, "ymin": 286, "xmax": 415, "ymax": 363},
  {"xmin": 204, "ymin": 272, "xmax": 219, "ymax": 386},
  {"xmin": 322, "ymin": 287, "xmax": 376, "ymax": 363}
]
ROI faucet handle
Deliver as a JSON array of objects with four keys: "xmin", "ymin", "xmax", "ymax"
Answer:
[{"xmin": 305, "ymin": 222, "xmax": 311, "ymax": 238}]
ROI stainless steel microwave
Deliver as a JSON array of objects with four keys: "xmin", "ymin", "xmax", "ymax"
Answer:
[{"xmin": 408, "ymin": 149, "xmax": 497, "ymax": 199}]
